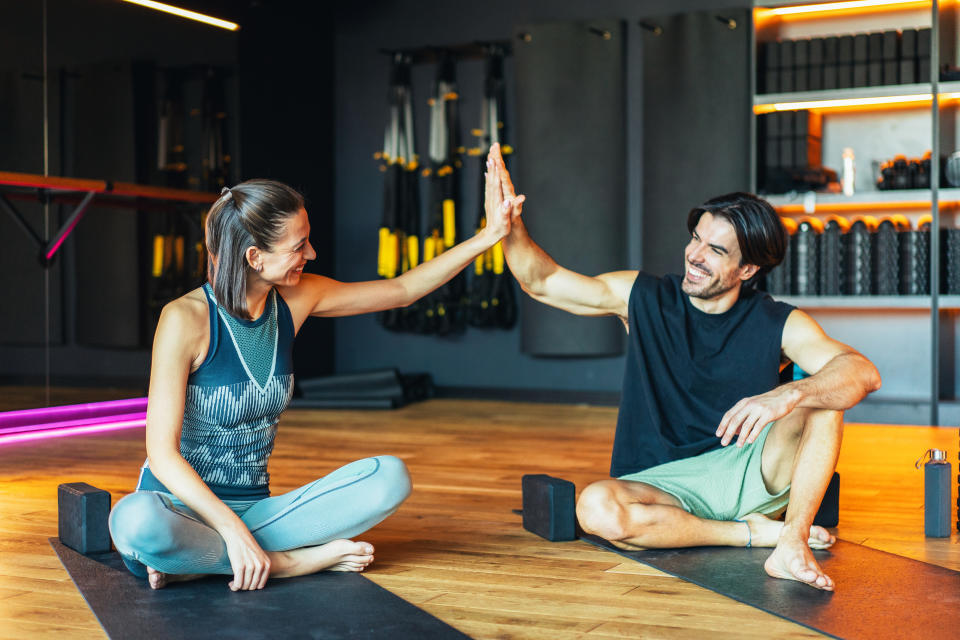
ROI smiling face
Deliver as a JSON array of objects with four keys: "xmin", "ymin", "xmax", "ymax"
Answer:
[
  {"xmin": 681, "ymin": 212, "xmax": 757, "ymax": 300},
  {"xmin": 255, "ymin": 207, "xmax": 316, "ymax": 286}
]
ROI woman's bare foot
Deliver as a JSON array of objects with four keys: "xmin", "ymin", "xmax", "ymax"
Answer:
[
  {"xmin": 269, "ymin": 539, "xmax": 375, "ymax": 578},
  {"xmin": 742, "ymin": 513, "xmax": 835, "ymax": 549},
  {"xmin": 145, "ymin": 566, "xmax": 206, "ymax": 590}
]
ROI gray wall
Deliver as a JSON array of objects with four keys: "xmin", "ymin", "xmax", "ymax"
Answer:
[{"xmin": 332, "ymin": 0, "xmax": 749, "ymax": 394}]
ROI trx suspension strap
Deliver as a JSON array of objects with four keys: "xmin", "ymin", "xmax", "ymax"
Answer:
[
  {"xmin": 421, "ymin": 51, "xmax": 465, "ymax": 335},
  {"xmin": 467, "ymin": 45, "xmax": 516, "ymax": 329},
  {"xmin": 376, "ymin": 53, "xmax": 419, "ymax": 330}
]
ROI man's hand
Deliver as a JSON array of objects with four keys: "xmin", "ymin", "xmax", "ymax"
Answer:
[
  {"xmin": 716, "ymin": 386, "xmax": 802, "ymax": 447},
  {"xmin": 485, "ymin": 143, "xmax": 524, "ymax": 234}
]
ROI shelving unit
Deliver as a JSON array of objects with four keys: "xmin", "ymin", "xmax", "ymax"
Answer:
[{"xmin": 751, "ymin": 0, "xmax": 960, "ymax": 424}]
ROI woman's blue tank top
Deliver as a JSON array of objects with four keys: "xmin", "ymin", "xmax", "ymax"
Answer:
[{"xmin": 139, "ymin": 283, "xmax": 295, "ymax": 500}]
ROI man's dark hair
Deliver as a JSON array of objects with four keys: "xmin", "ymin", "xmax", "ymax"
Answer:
[{"xmin": 686, "ymin": 192, "xmax": 787, "ymax": 284}]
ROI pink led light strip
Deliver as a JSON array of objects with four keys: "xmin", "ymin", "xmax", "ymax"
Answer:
[
  {"xmin": 0, "ymin": 417, "xmax": 145, "ymax": 445},
  {"xmin": 0, "ymin": 397, "xmax": 148, "ymax": 445}
]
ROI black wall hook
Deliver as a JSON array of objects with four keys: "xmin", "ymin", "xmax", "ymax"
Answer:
[
  {"xmin": 716, "ymin": 15, "xmax": 737, "ymax": 30},
  {"xmin": 588, "ymin": 26, "xmax": 612, "ymax": 40},
  {"xmin": 638, "ymin": 21, "xmax": 663, "ymax": 36}
]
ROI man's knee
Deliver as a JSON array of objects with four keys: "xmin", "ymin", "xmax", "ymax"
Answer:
[
  {"xmin": 576, "ymin": 481, "xmax": 633, "ymax": 541},
  {"xmin": 778, "ymin": 407, "xmax": 843, "ymax": 439}
]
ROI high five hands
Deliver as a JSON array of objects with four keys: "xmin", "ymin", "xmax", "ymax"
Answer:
[{"xmin": 485, "ymin": 143, "xmax": 526, "ymax": 237}]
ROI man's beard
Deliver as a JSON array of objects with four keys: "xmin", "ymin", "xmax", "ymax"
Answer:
[{"xmin": 681, "ymin": 266, "xmax": 739, "ymax": 300}]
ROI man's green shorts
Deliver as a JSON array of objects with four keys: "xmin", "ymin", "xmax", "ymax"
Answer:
[{"xmin": 617, "ymin": 424, "xmax": 790, "ymax": 521}]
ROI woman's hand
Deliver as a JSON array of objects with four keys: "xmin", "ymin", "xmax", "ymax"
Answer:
[
  {"xmin": 484, "ymin": 143, "xmax": 525, "ymax": 240},
  {"xmin": 220, "ymin": 522, "xmax": 271, "ymax": 591}
]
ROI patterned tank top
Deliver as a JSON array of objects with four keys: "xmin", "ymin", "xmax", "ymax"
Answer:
[{"xmin": 139, "ymin": 283, "xmax": 295, "ymax": 500}]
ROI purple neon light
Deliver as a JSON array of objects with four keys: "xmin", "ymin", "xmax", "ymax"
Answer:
[
  {"xmin": 0, "ymin": 397, "xmax": 147, "ymax": 429},
  {"xmin": 0, "ymin": 411, "xmax": 146, "ymax": 436},
  {"xmin": 0, "ymin": 417, "xmax": 145, "ymax": 446}
]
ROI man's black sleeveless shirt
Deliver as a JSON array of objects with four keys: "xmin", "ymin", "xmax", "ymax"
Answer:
[{"xmin": 610, "ymin": 273, "xmax": 795, "ymax": 478}]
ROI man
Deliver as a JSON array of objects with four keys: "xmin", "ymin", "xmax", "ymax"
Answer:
[{"xmin": 484, "ymin": 143, "xmax": 881, "ymax": 591}]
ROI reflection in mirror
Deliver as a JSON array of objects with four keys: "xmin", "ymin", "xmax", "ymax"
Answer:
[{"xmin": 0, "ymin": 0, "xmax": 240, "ymax": 411}]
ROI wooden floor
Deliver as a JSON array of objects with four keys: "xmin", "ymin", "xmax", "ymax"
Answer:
[{"xmin": 0, "ymin": 390, "xmax": 957, "ymax": 639}]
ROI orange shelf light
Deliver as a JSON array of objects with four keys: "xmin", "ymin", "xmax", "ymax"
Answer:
[
  {"xmin": 754, "ymin": 93, "xmax": 944, "ymax": 114},
  {"xmin": 772, "ymin": 199, "xmax": 960, "ymax": 214},
  {"xmin": 756, "ymin": 0, "xmax": 931, "ymax": 23}
]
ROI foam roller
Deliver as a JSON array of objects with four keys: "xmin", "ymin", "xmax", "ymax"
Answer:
[
  {"xmin": 899, "ymin": 224, "xmax": 930, "ymax": 295},
  {"xmin": 793, "ymin": 219, "xmax": 821, "ymax": 296},
  {"xmin": 942, "ymin": 229, "xmax": 960, "ymax": 294},
  {"xmin": 874, "ymin": 219, "xmax": 902, "ymax": 295},
  {"xmin": 843, "ymin": 218, "xmax": 875, "ymax": 295},
  {"xmin": 818, "ymin": 217, "xmax": 846, "ymax": 295}
]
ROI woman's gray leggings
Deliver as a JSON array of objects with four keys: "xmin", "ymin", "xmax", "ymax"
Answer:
[{"xmin": 108, "ymin": 455, "xmax": 411, "ymax": 578}]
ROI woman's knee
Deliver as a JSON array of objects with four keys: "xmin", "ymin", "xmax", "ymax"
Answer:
[
  {"xmin": 369, "ymin": 455, "xmax": 412, "ymax": 513},
  {"xmin": 109, "ymin": 492, "xmax": 176, "ymax": 556}
]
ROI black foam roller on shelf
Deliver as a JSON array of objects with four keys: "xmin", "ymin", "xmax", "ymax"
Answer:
[
  {"xmin": 793, "ymin": 221, "xmax": 820, "ymax": 296},
  {"xmin": 766, "ymin": 261, "xmax": 790, "ymax": 296},
  {"xmin": 843, "ymin": 220, "xmax": 873, "ymax": 295},
  {"xmin": 943, "ymin": 229, "xmax": 960, "ymax": 294},
  {"xmin": 874, "ymin": 220, "xmax": 901, "ymax": 295},
  {"xmin": 899, "ymin": 228, "xmax": 930, "ymax": 295},
  {"xmin": 818, "ymin": 219, "xmax": 844, "ymax": 295},
  {"xmin": 766, "ymin": 232, "xmax": 792, "ymax": 296}
]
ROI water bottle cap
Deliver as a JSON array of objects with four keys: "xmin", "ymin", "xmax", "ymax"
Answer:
[{"xmin": 915, "ymin": 448, "xmax": 948, "ymax": 467}]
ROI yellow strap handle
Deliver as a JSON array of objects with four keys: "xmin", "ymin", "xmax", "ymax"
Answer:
[
  {"xmin": 443, "ymin": 199, "xmax": 456, "ymax": 248},
  {"xmin": 383, "ymin": 231, "xmax": 399, "ymax": 278},
  {"xmin": 174, "ymin": 236, "xmax": 185, "ymax": 273},
  {"xmin": 378, "ymin": 227, "xmax": 390, "ymax": 276},
  {"xmin": 407, "ymin": 235, "xmax": 419, "ymax": 269},
  {"xmin": 492, "ymin": 241, "xmax": 505, "ymax": 275},
  {"xmin": 163, "ymin": 234, "xmax": 174, "ymax": 274},
  {"xmin": 423, "ymin": 235, "xmax": 436, "ymax": 262},
  {"xmin": 152, "ymin": 235, "xmax": 164, "ymax": 277}
]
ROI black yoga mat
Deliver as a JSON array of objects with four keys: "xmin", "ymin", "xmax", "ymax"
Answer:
[
  {"xmin": 582, "ymin": 534, "xmax": 960, "ymax": 640},
  {"xmin": 51, "ymin": 538, "xmax": 469, "ymax": 640}
]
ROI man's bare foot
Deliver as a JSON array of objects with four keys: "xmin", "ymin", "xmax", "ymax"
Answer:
[
  {"xmin": 764, "ymin": 537, "xmax": 835, "ymax": 591},
  {"xmin": 270, "ymin": 539, "xmax": 375, "ymax": 578},
  {"xmin": 145, "ymin": 566, "xmax": 206, "ymax": 590},
  {"xmin": 742, "ymin": 513, "xmax": 835, "ymax": 549}
]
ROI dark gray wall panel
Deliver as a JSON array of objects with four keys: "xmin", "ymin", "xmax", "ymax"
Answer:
[
  {"xmin": 514, "ymin": 20, "xmax": 626, "ymax": 357},
  {"xmin": 641, "ymin": 9, "xmax": 751, "ymax": 278}
]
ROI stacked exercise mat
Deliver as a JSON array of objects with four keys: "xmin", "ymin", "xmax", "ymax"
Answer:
[
  {"xmin": 290, "ymin": 369, "xmax": 434, "ymax": 410},
  {"xmin": 758, "ymin": 28, "xmax": 932, "ymax": 94},
  {"xmin": 764, "ymin": 214, "xmax": 960, "ymax": 297}
]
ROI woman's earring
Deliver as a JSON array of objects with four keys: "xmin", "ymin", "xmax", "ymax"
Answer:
[{"xmin": 257, "ymin": 264, "xmax": 263, "ymax": 273}]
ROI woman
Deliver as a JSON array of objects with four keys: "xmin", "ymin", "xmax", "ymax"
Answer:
[{"xmin": 109, "ymin": 165, "xmax": 522, "ymax": 591}]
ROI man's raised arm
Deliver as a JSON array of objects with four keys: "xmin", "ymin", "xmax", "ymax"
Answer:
[{"xmin": 487, "ymin": 144, "xmax": 635, "ymax": 321}]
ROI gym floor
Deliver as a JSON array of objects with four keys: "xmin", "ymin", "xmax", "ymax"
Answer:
[{"xmin": 0, "ymin": 389, "xmax": 957, "ymax": 639}]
